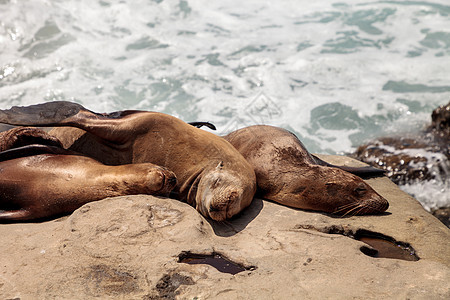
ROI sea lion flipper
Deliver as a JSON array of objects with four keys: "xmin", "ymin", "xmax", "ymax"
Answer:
[
  {"xmin": 0, "ymin": 101, "xmax": 90, "ymax": 126},
  {"xmin": 0, "ymin": 209, "xmax": 31, "ymax": 221},
  {"xmin": 1, "ymin": 102, "xmax": 144, "ymax": 144},
  {"xmin": 188, "ymin": 122, "xmax": 216, "ymax": 130},
  {"xmin": 311, "ymin": 154, "xmax": 385, "ymax": 178},
  {"xmin": 0, "ymin": 144, "xmax": 77, "ymax": 162},
  {"xmin": 335, "ymin": 165, "xmax": 386, "ymax": 178}
]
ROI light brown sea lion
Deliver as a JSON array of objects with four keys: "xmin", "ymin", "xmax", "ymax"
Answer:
[
  {"xmin": 223, "ymin": 125, "xmax": 389, "ymax": 215},
  {"xmin": 0, "ymin": 148, "xmax": 177, "ymax": 221},
  {"xmin": 0, "ymin": 102, "xmax": 256, "ymax": 221}
]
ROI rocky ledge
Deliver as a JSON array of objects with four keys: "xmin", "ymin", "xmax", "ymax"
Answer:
[{"xmin": 1, "ymin": 156, "xmax": 449, "ymax": 299}]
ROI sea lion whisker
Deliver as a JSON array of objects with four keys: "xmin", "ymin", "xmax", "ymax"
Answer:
[
  {"xmin": 340, "ymin": 203, "xmax": 363, "ymax": 217},
  {"xmin": 333, "ymin": 202, "xmax": 359, "ymax": 215},
  {"xmin": 341, "ymin": 207, "xmax": 358, "ymax": 218},
  {"xmin": 350, "ymin": 205, "xmax": 367, "ymax": 217},
  {"xmin": 335, "ymin": 202, "xmax": 357, "ymax": 210}
]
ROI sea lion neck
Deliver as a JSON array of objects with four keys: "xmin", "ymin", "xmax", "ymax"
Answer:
[{"xmin": 179, "ymin": 166, "xmax": 206, "ymax": 206}]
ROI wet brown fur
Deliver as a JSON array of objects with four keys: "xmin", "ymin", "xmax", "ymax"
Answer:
[
  {"xmin": 0, "ymin": 152, "xmax": 176, "ymax": 221},
  {"xmin": 224, "ymin": 125, "xmax": 389, "ymax": 215},
  {"xmin": 0, "ymin": 102, "xmax": 256, "ymax": 221}
]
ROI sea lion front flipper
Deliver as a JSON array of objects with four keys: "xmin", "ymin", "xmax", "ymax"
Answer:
[
  {"xmin": 334, "ymin": 165, "xmax": 386, "ymax": 178},
  {"xmin": 188, "ymin": 122, "xmax": 216, "ymax": 130},
  {"xmin": 311, "ymin": 154, "xmax": 385, "ymax": 178},
  {"xmin": 0, "ymin": 144, "xmax": 79, "ymax": 162},
  {"xmin": 0, "ymin": 101, "xmax": 92, "ymax": 126}
]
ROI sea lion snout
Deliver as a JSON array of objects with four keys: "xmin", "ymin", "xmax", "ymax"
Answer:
[
  {"xmin": 378, "ymin": 197, "xmax": 389, "ymax": 211},
  {"xmin": 207, "ymin": 190, "xmax": 240, "ymax": 221},
  {"xmin": 195, "ymin": 170, "xmax": 251, "ymax": 221},
  {"xmin": 361, "ymin": 193, "xmax": 389, "ymax": 214}
]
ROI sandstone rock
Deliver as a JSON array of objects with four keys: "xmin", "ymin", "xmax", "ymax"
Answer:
[{"xmin": 0, "ymin": 156, "xmax": 449, "ymax": 299}]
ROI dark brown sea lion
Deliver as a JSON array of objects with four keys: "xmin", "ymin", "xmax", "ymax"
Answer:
[
  {"xmin": 0, "ymin": 149, "xmax": 177, "ymax": 221},
  {"xmin": 0, "ymin": 102, "xmax": 256, "ymax": 221},
  {"xmin": 223, "ymin": 125, "xmax": 389, "ymax": 215}
]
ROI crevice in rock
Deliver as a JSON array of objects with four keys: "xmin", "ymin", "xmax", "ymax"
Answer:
[
  {"xmin": 144, "ymin": 272, "xmax": 194, "ymax": 300},
  {"xmin": 178, "ymin": 251, "xmax": 256, "ymax": 275},
  {"xmin": 294, "ymin": 225, "xmax": 420, "ymax": 261},
  {"xmin": 85, "ymin": 264, "xmax": 139, "ymax": 296}
]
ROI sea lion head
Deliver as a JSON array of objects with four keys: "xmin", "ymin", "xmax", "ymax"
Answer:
[
  {"xmin": 282, "ymin": 166, "xmax": 389, "ymax": 215},
  {"xmin": 194, "ymin": 161, "xmax": 254, "ymax": 221}
]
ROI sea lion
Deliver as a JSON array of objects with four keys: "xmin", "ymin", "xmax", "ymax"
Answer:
[
  {"xmin": 0, "ymin": 148, "xmax": 177, "ymax": 221},
  {"xmin": 0, "ymin": 102, "xmax": 256, "ymax": 221},
  {"xmin": 223, "ymin": 125, "xmax": 389, "ymax": 215}
]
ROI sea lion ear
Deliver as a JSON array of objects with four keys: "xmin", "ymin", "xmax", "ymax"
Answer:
[{"xmin": 216, "ymin": 161, "xmax": 224, "ymax": 170}]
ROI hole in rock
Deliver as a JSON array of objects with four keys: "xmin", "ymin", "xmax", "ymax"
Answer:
[
  {"xmin": 294, "ymin": 225, "xmax": 420, "ymax": 261},
  {"xmin": 178, "ymin": 251, "xmax": 255, "ymax": 275},
  {"xmin": 355, "ymin": 229, "xmax": 419, "ymax": 261}
]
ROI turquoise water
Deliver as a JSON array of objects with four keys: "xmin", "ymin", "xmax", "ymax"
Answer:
[{"xmin": 0, "ymin": 0, "xmax": 449, "ymax": 209}]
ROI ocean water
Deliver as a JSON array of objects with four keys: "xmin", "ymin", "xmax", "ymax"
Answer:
[{"xmin": 1, "ymin": 0, "xmax": 449, "ymax": 209}]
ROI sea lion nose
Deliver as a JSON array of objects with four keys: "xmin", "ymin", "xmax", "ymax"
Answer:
[
  {"xmin": 380, "ymin": 198, "xmax": 389, "ymax": 211},
  {"xmin": 209, "ymin": 205, "xmax": 221, "ymax": 213}
]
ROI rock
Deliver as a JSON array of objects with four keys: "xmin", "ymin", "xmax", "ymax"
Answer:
[
  {"xmin": 353, "ymin": 135, "xmax": 448, "ymax": 184},
  {"xmin": 0, "ymin": 156, "xmax": 449, "ymax": 299},
  {"xmin": 432, "ymin": 207, "xmax": 450, "ymax": 228},
  {"xmin": 0, "ymin": 124, "xmax": 14, "ymax": 132},
  {"xmin": 353, "ymin": 101, "xmax": 449, "ymax": 184},
  {"xmin": 430, "ymin": 101, "xmax": 450, "ymax": 140},
  {"xmin": 352, "ymin": 102, "xmax": 449, "ymax": 227}
]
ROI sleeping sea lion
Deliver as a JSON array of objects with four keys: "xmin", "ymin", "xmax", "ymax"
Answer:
[
  {"xmin": 223, "ymin": 125, "xmax": 389, "ymax": 215},
  {"xmin": 0, "ymin": 102, "xmax": 256, "ymax": 221},
  {"xmin": 0, "ymin": 146, "xmax": 177, "ymax": 221}
]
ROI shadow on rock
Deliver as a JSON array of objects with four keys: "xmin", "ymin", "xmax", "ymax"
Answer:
[{"xmin": 207, "ymin": 198, "xmax": 264, "ymax": 237}]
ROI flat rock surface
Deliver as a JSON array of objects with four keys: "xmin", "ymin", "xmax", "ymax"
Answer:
[{"xmin": 1, "ymin": 155, "xmax": 449, "ymax": 299}]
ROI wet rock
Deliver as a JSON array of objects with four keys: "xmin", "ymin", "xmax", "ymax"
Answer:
[
  {"xmin": 353, "ymin": 102, "xmax": 449, "ymax": 183},
  {"xmin": 431, "ymin": 207, "xmax": 450, "ymax": 228},
  {"xmin": 353, "ymin": 135, "xmax": 448, "ymax": 184},
  {"xmin": 430, "ymin": 101, "xmax": 450, "ymax": 140},
  {"xmin": 0, "ymin": 158, "xmax": 449, "ymax": 299},
  {"xmin": 352, "ymin": 102, "xmax": 449, "ymax": 227}
]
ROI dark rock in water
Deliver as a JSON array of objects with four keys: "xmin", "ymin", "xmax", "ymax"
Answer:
[
  {"xmin": 430, "ymin": 101, "xmax": 450, "ymax": 140},
  {"xmin": 353, "ymin": 135, "xmax": 448, "ymax": 185},
  {"xmin": 431, "ymin": 207, "xmax": 450, "ymax": 228},
  {"xmin": 352, "ymin": 102, "xmax": 449, "ymax": 227}
]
